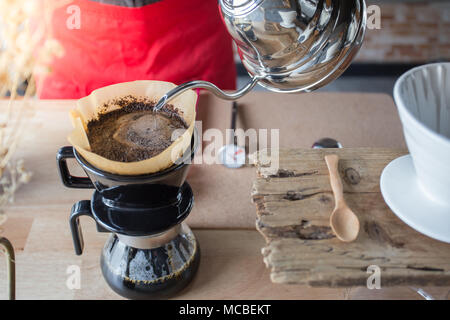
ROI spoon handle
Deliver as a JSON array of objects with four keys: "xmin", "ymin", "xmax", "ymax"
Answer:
[{"xmin": 325, "ymin": 154, "xmax": 344, "ymax": 207}]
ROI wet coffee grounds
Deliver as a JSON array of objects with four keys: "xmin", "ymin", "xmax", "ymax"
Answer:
[{"xmin": 87, "ymin": 98, "xmax": 188, "ymax": 162}]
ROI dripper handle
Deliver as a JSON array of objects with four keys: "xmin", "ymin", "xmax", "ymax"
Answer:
[
  {"xmin": 154, "ymin": 76, "xmax": 262, "ymax": 111},
  {"xmin": 57, "ymin": 147, "xmax": 94, "ymax": 189}
]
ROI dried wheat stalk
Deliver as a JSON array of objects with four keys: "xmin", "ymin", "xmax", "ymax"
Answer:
[{"xmin": 0, "ymin": 0, "xmax": 68, "ymax": 225}]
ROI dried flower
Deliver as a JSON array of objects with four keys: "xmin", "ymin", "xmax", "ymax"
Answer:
[{"xmin": 0, "ymin": 0, "xmax": 66, "ymax": 226}]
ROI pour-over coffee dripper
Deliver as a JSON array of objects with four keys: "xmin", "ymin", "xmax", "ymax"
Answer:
[{"xmin": 57, "ymin": 130, "xmax": 200, "ymax": 299}]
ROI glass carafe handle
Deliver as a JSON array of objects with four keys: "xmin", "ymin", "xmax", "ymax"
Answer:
[
  {"xmin": 70, "ymin": 200, "xmax": 94, "ymax": 255},
  {"xmin": 70, "ymin": 200, "xmax": 109, "ymax": 255}
]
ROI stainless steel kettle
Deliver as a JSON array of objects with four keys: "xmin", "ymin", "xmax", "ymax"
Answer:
[{"xmin": 155, "ymin": 0, "xmax": 366, "ymax": 109}]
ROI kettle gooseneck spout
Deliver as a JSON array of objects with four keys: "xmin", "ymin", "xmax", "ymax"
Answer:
[{"xmin": 154, "ymin": 75, "xmax": 263, "ymax": 111}]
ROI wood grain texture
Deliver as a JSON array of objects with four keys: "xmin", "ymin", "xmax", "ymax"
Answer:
[{"xmin": 252, "ymin": 148, "xmax": 450, "ymax": 287}]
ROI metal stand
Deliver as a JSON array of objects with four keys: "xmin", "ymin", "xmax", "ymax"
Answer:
[{"xmin": 0, "ymin": 237, "xmax": 15, "ymax": 300}]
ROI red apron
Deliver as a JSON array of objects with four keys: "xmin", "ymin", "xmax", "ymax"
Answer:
[{"xmin": 38, "ymin": 0, "xmax": 236, "ymax": 99}]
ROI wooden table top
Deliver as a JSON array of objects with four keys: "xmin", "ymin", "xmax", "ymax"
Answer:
[{"xmin": 0, "ymin": 92, "xmax": 448, "ymax": 299}]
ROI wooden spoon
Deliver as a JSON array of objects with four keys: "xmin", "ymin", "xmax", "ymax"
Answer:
[{"xmin": 324, "ymin": 154, "xmax": 360, "ymax": 242}]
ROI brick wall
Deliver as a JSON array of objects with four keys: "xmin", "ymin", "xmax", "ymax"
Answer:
[{"xmin": 357, "ymin": 0, "xmax": 450, "ymax": 63}]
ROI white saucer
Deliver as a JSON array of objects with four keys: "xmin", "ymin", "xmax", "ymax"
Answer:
[{"xmin": 380, "ymin": 155, "xmax": 450, "ymax": 243}]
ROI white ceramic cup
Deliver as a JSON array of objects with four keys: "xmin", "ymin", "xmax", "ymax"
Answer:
[{"xmin": 394, "ymin": 63, "xmax": 450, "ymax": 206}]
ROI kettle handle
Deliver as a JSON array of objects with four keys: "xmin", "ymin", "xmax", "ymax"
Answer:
[{"xmin": 0, "ymin": 237, "xmax": 15, "ymax": 300}]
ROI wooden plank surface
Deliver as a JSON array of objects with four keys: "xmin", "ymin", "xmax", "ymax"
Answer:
[
  {"xmin": 1, "ymin": 217, "xmax": 449, "ymax": 300},
  {"xmin": 252, "ymin": 148, "xmax": 450, "ymax": 288},
  {"xmin": 0, "ymin": 93, "xmax": 447, "ymax": 299}
]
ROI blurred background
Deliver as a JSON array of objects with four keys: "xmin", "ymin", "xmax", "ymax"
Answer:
[
  {"xmin": 0, "ymin": 0, "xmax": 449, "ymax": 97},
  {"xmin": 238, "ymin": 0, "xmax": 450, "ymax": 96}
]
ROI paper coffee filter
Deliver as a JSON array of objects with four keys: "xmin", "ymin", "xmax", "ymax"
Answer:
[{"xmin": 68, "ymin": 80, "xmax": 197, "ymax": 175}]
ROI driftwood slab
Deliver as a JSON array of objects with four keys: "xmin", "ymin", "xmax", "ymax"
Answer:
[{"xmin": 251, "ymin": 148, "xmax": 450, "ymax": 287}]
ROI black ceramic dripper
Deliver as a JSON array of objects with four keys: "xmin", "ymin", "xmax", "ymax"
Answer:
[{"xmin": 57, "ymin": 130, "xmax": 198, "ymax": 236}]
